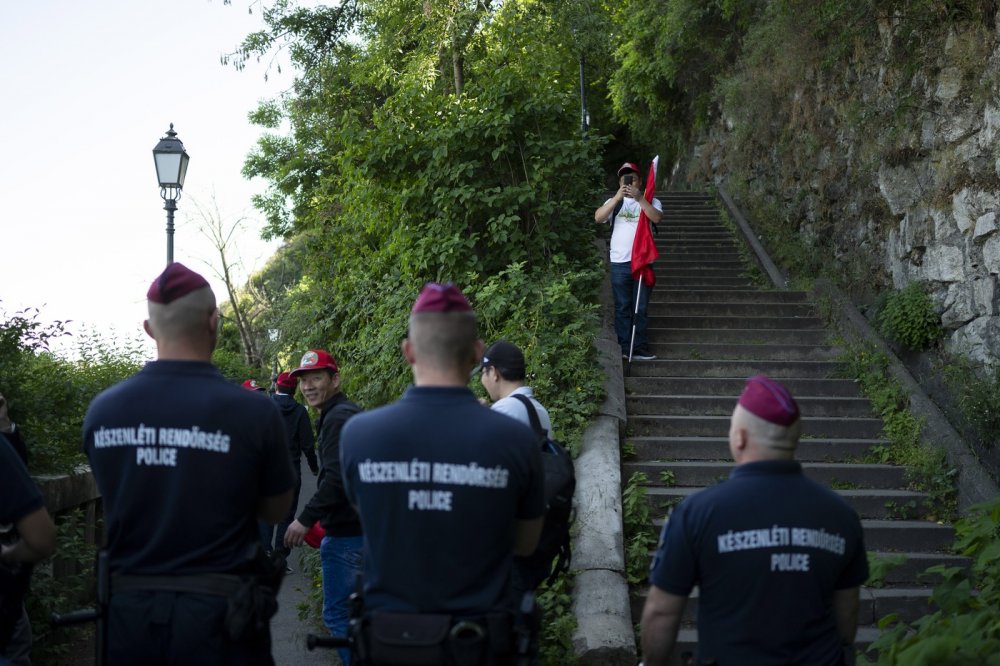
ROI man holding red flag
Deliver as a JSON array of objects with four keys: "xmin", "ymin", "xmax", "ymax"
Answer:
[{"xmin": 595, "ymin": 159, "xmax": 662, "ymax": 360}]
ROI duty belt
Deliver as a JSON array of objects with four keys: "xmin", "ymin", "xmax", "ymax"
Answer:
[{"xmin": 111, "ymin": 573, "xmax": 244, "ymax": 597}]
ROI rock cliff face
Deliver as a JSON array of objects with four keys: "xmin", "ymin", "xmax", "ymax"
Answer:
[{"xmin": 691, "ymin": 11, "xmax": 1000, "ymax": 367}]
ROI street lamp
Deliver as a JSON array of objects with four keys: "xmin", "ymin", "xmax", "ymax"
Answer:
[{"xmin": 152, "ymin": 124, "xmax": 190, "ymax": 265}]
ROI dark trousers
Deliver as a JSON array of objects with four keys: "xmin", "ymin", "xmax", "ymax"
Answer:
[
  {"xmin": 610, "ymin": 261, "xmax": 651, "ymax": 353},
  {"xmin": 259, "ymin": 468, "xmax": 302, "ymax": 555},
  {"xmin": 108, "ymin": 590, "xmax": 273, "ymax": 666}
]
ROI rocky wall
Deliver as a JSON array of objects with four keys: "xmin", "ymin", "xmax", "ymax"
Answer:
[{"xmin": 692, "ymin": 10, "xmax": 1000, "ymax": 367}]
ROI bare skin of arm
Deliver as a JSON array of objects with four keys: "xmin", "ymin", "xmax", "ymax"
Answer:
[
  {"xmin": 0, "ymin": 507, "xmax": 57, "ymax": 565},
  {"xmin": 512, "ymin": 517, "xmax": 544, "ymax": 557},
  {"xmin": 640, "ymin": 584, "xmax": 688, "ymax": 666},
  {"xmin": 594, "ymin": 185, "xmax": 627, "ymax": 222},
  {"xmin": 257, "ymin": 490, "xmax": 293, "ymax": 525}
]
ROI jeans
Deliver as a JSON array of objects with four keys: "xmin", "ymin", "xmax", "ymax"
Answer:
[
  {"xmin": 321, "ymin": 535, "xmax": 363, "ymax": 666},
  {"xmin": 611, "ymin": 261, "xmax": 651, "ymax": 353}
]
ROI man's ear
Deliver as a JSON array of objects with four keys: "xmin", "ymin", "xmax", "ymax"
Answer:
[
  {"xmin": 401, "ymin": 338, "xmax": 416, "ymax": 365},
  {"xmin": 143, "ymin": 320, "xmax": 155, "ymax": 340}
]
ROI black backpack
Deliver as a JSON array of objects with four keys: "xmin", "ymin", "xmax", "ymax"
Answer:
[{"xmin": 510, "ymin": 394, "xmax": 576, "ymax": 589}]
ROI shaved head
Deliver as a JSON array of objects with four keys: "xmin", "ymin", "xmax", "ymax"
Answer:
[
  {"xmin": 729, "ymin": 404, "xmax": 801, "ymax": 463},
  {"xmin": 407, "ymin": 310, "xmax": 479, "ymax": 373},
  {"xmin": 145, "ymin": 286, "xmax": 218, "ymax": 357}
]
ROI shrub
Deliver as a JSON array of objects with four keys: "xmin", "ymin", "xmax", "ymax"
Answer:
[
  {"xmin": 868, "ymin": 496, "xmax": 1000, "ymax": 663},
  {"xmin": 876, "ymin": 283, "xmax": 943, "ymax": 351}
]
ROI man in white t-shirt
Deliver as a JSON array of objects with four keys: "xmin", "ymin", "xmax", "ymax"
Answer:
[
  {"xmin": 594, "ymin": 162, "xmax": 663, "ymax": 360},
  {"xmin": 480, "ymin": 340, "xmax": 554, "ymax": 440}
]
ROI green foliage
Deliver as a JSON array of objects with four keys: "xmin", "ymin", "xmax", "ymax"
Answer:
[
  {"xmin": 658, "ymin": 470, "xmax": 676, "ymax": 487},
  {"xmin": 622, "ymin": 472, "xmax": 658, "ymax": 585},
  {"xmin": 840, "ymin": 343, "xmax": 957, "ymax": 521},
  {"xmin": 943, "ymin": 358, "xmax": 1000, "ymax": 448},
  {"xmin": 0, "ymin": 307, "xmax": 145, "ymax": 473},
  {"xmin": 876, "ymin": 283, "xmax": 943, "ymax": 351},
  {"xmin": 868, "ymin": 496, "xmax": 1000, "ymax": 664},
  {"xmin": 28, "ymin": 509, "xmax": 98, "ymax": 664},
  {"xmin": 536, "ymin": 573, "xmax": 578, "ymax": 666},
  {"xmin": 866, "ymin": 552, "xmax": 907, "ymax": 588}
]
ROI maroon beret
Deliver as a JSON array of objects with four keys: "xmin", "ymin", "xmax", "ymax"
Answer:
[
  {"xmin": 738, "ymin": 375, "xmax": 799, "ymax": 426},
  {"xmin": 147, "ymin": 262, "xmax": 210, "ymax": 304},
  {"xmin": 411, "ymin": 282, "xmax": 472, "ymax": 314}
]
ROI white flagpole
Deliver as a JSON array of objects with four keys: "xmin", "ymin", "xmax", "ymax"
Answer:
[{"xmin": 627, "ymin": 273, "xmax": 644, "ymax": 367}]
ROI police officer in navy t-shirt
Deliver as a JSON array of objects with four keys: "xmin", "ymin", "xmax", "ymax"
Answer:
[
  {"xmin": 340, "ymin": 283, "xmax": 545, "ymax": 660},
  {"xmin": 640, "ymin": 375, "xmax": 869, "ymax": 666},
  {"xmin": 83, "ymin": 262, "xmax": 294, "ymax": 665}
]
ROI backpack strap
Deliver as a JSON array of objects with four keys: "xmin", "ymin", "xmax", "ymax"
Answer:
[
  {"xmin": 509, "ymin": 394, "xmax": 545, "ymax": 440},
  {"xmin": 608, "ymin": 198, "xmax": 625, "ymax": 237}
]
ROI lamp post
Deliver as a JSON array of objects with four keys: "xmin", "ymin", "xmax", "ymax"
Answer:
[{"xmin": 152, "ymin": 124, "xmax": 190, "ymax": 265}]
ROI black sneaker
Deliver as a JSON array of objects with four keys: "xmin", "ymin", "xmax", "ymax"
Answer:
[{"xmin": 633, "ymin": 349, "xmax": 657, "ymax": 360}]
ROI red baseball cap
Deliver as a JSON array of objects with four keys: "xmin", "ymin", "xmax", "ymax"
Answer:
[
  {"xmin": 275, "ymin": 371, "xmax": 298, "ymax": 391},
  {"xmin": 289, "ymin": 349, "xmax": 339, "ymax": 377},
  {"xmin": 241, "ymin": 379, "xmax": 265, "ymax": 392},
  {"xmin": 617, "ymin": 162, "xmax": 640, "ymax": 176},
  {"xmin": 738, "ymin": 375, "xmax": 799, "ymax": 426}
]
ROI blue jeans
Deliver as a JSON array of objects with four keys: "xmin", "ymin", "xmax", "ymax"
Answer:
[
  {"xmin": 611, "ymin": 261, "xmax": 651, "ymax": 353},
  {"xmin": 321, "ymin": 535, "xmax": 363, "ymax": 666}
]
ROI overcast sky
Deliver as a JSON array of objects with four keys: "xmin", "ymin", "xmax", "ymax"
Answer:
[{"xmin": 1, "ymin": 1, "xmax": 295, "ymax": 357}]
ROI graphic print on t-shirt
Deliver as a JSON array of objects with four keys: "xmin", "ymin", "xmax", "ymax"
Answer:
[{"xmin": 716, "ymin": 524, "xmax": 848, "ymax": 572}]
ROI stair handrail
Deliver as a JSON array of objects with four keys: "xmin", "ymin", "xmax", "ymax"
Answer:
[{"xmin": 715, "ymin": 183, "xmax": 789, "ymax": 289}]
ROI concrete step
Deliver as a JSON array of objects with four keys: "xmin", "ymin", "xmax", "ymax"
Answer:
[
  {"xmin": 629, "ymin": 415, "xmax": 883, "ymax": 438},
  {"xmin": 862, "ymin": 520, "xmax": 956, "ymax": 551},
  {"xmin": 625, "ymin": 359, "xmax": 842, "ymax": 378},
  {"xmin": 626, "ymin": 395, "xmax": 875, "ymax": 418},
  {"xmin": 623, "ymin": 461, "xmax": 907, "ymax": 489},
  {"xmin": 653, "ymin": 267, "xmax": 748, "ymax": 278},
  {"xmin": 645, "ymin": 486, "xmax": 926, "ymax": 519},
  {"xmin": 866, "ymin": 551, "xmax": 970, "ymax": 585},
  {"xmin": 625, "ymin": 376, "xmax": 862, "ymax": 397},
  {"xmin": 627, "ymin": 436, "xmax": 886, "ymax": 462},
  {"xmin": 647, "ymin": 328, "xmax": 830, "ymax": 345},
  {"xmin": 641, "ymin": 342, "xmax": 840, "ymax": 361},
  {"xmin": 657, "ymin": 277, "xmax": 756, "ymax": 288},
  {"xmin": 648, "ymin": 252, "xmax": 742, "ymax": 263},
  {"xmin": 646, "ymin": 315, "xmax": 824, "ymax": 329},
  {"xmin": 648, "ymin": 301, "xmax": 816, "ymax": 317},
  {"xmin": 657, "ymin": 241, "xmax": 738, "ymax": 250},
  {"xmin": 653, "ymin": 238, "xmax": 739, "ymax": 252},
  {"xmin": 651, "ymin": 290, "xmax": 809, "ymax": 304},
  {"xmin": 660, "ymin": 259, "xmax": 746, "ymax": 270},
  {"xmin": 630, "ymin": 586, "xmax": 933, "ymax": 636},
  {"xmin": 662, "ymin": 626, "xmax": 885, "ymax": 665}
]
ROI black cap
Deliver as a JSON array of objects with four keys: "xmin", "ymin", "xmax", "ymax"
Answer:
[{"xmin": 480, "ymin": 340, "xmax": 526, "ymax": 380}]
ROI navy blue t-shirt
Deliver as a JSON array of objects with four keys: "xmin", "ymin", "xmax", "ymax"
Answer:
[
  {"xmin": 83, "ymin": 361, "xmax": 294, "ymax": 575},
  {"xmin": 649, "ymin": 460, "xmax": 868, "ymax": 665},
  {"xmin": 0, "ymin": 442, "xmax": 44, "ymax": 526},
  {"xmin": 341, "ymin": 386, "xmax": 545, "ymax": 615}
]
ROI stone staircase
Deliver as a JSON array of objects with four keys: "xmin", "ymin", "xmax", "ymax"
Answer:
[{"xmin": 623, "ymin": 192, "xmax": 965, "ymax": 662}]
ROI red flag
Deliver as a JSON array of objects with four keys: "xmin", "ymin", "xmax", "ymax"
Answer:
[{"xmin": 630, "ymin": 156, "xmax": 659, "ymax": 287}]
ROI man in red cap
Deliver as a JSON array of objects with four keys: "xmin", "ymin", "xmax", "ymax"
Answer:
[
  {"xmin": 640, "ymin": 375, "xmax": 868, "ymax": 665},
  {"xmin": 340, "ymin": 283, "xmax": 545, "ymax": 663},
  {"xmin": 281, "ymin": 349, "xmax": 362, "ymax": 666},
  {"xmin": 82, "ymin": 262, "xmax": 294, "ymax": 665},
  {"xmin": 594, "ymin": 161, "xmax": 663, "ymax": 361}
]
